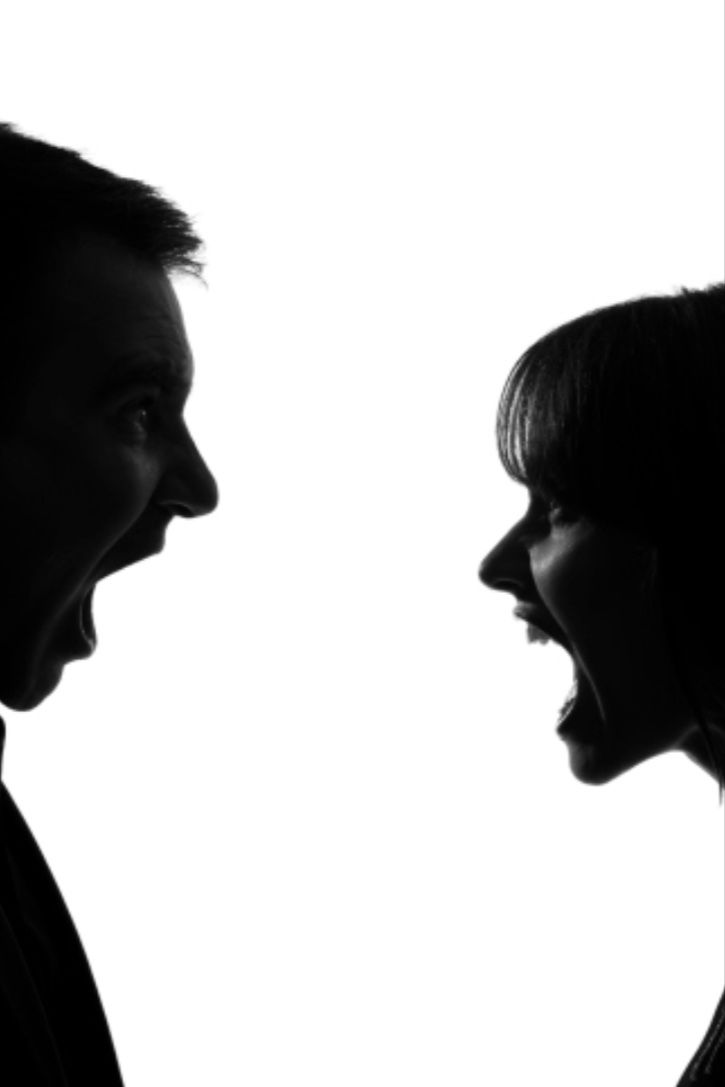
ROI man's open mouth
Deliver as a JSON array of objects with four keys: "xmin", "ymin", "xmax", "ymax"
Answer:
[{"xmin": 79, "ymin": 586, "xmax": 97, "ymax": 650}]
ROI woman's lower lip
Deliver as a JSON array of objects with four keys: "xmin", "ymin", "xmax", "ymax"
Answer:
[
  {"xmin": 557, "ymin": 699, "xmax": 584, "ymax": 737},
  {"xmin": 556, "ymin": 669, "xmax": 600, "ymax": 737}
]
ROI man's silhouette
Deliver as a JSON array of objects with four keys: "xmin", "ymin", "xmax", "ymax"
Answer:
[{"xmin": 0, "ymin": 123, "xmax": 218, "ymax": 1083}]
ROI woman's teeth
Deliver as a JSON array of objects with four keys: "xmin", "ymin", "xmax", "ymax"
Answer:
[{"xmin": 557, "ymin": 675, "xmax": 579, "ymax": 723}]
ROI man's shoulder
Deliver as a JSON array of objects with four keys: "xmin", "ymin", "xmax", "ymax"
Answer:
[{"xmin": 0, "ymin": 782, "xmax": 125, "ymax": 1085}]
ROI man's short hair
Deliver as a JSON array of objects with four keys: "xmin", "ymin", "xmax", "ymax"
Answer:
[
  {"xmin": 0, "ymin": 122, "xmax": 204, "ymax": 420},
  {"xmin": 0, "ymin": 121, "xmax": 203, "ymax": 278}
]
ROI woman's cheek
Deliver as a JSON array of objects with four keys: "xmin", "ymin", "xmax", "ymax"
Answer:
[
  {"xmin": 532, "ymin": 528, "xmax": 658, "ymax": 646},
  {"xmin": 530, "ymin": 534, "xmax": 600, "ymax": 613}
]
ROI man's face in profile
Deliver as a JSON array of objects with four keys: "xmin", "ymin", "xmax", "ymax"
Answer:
[{"xmin": 0, "ymin": 232, "xmax": 218, "ymax": 710}]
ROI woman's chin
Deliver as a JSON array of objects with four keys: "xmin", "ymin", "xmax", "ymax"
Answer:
[
  {"xmin": 559, "ymin": 710, "xmax": 674, "ymax": 785},
  {"xmin": 555, "ymin": 674, "xmax": 661, "ymax": 785},
  {"xmin": 563, "ymin": 738, "xmax": 622, "ymax": 785}
]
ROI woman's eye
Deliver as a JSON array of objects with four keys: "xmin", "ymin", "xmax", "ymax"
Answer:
[
  {"xmin": 523, "ymin": 491, "xmax": 580, "ymax": 543},
  {"xmin": 546, "ymin": 501, "xmax": 577, "ymax": 526}
]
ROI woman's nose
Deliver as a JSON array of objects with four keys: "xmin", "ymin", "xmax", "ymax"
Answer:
[{"xmin": 478, "ymin": 521, "xmax": 528, "ymax": 593}]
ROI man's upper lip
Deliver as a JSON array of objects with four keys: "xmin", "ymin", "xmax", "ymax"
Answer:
[{"xmin": 95, "ymin": 530, "xmax": 169, "ymax": 583}]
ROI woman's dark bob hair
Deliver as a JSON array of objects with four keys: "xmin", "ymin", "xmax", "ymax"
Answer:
[{"xmin": 497, "ymin": 282, "xmax": 725, "ymax": 791}]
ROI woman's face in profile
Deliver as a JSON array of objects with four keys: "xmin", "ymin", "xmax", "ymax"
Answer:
[{"xmin": 480, "ymin": 490, "xmax": 698, "ymax": 784}]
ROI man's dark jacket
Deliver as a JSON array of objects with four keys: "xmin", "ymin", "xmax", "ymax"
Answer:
[{"xmin": 0, "ymin": 720, "xmax": 123, "ymax": 1084}]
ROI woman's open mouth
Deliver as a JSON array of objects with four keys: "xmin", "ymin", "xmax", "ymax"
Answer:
[
  {"xmin": 514, "ymin": 607, "xmax": 604, "ymax": 738},
  {"xmin": 556, "ymin": 663, "xmax": 604, "ymax": 738},
  {"xmin": 557, "ymin": 674, "xmax": 579, "ymax": 725}
]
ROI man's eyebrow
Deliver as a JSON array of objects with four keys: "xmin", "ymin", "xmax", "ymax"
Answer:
[{"xmin": 99, "ymin": 354, "xmax": 193, "ymax": 395}]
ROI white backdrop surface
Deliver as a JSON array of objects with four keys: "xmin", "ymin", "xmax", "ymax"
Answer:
[{"xmin": 0, "ymin": 3, "xmax": 723, "ymax": 1085}]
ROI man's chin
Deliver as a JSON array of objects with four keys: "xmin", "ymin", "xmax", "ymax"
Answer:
[
  {"xmin": 0, "ymin": 601, "xmax": 97, "ymax": 711},
  {"xmin": 0, "ymin": 657, "xmax": 64, "ymax": 712}
]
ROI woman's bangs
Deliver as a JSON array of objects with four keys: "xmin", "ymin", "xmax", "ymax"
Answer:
[{"xmin": 496, "ymin": 351, "xmax": 585, "ymax": 503}]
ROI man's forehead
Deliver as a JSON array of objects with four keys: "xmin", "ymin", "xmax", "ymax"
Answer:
[
  {"xmin": 42, "ymin": 231, "xmax": 194, "ymax": 386},
  {"xmin": 102, "ymin": 347, "xmax": 194, "ymax": 395}
]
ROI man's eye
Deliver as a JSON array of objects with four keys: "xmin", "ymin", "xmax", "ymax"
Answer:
[{"xmin": 118, "ymin": 397, "xmax": 158, "ymax": 435}]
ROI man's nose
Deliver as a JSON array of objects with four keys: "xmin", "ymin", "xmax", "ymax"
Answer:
[
  {"xmin": 158, "ymin": 427, "xmax": 219, "ymax": 519},
  {"xmin": 478, "ymin": 521, "xmax": 528, "ymax": 594}
]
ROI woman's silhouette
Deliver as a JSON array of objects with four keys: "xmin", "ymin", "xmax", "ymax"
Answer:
[{"xmin": 479, "ymin": 283, "xmax": 725, "ymax": 1084}]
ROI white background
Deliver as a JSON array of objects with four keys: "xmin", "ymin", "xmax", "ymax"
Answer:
[{"xmin": 0, "ymin": 2, "xmax": 723, "ymax": 1084}]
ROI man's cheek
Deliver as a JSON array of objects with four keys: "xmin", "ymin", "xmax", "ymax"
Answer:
[{"xmin": 79, "ymin": 457, "xmax": 153, "ymax": 518}]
